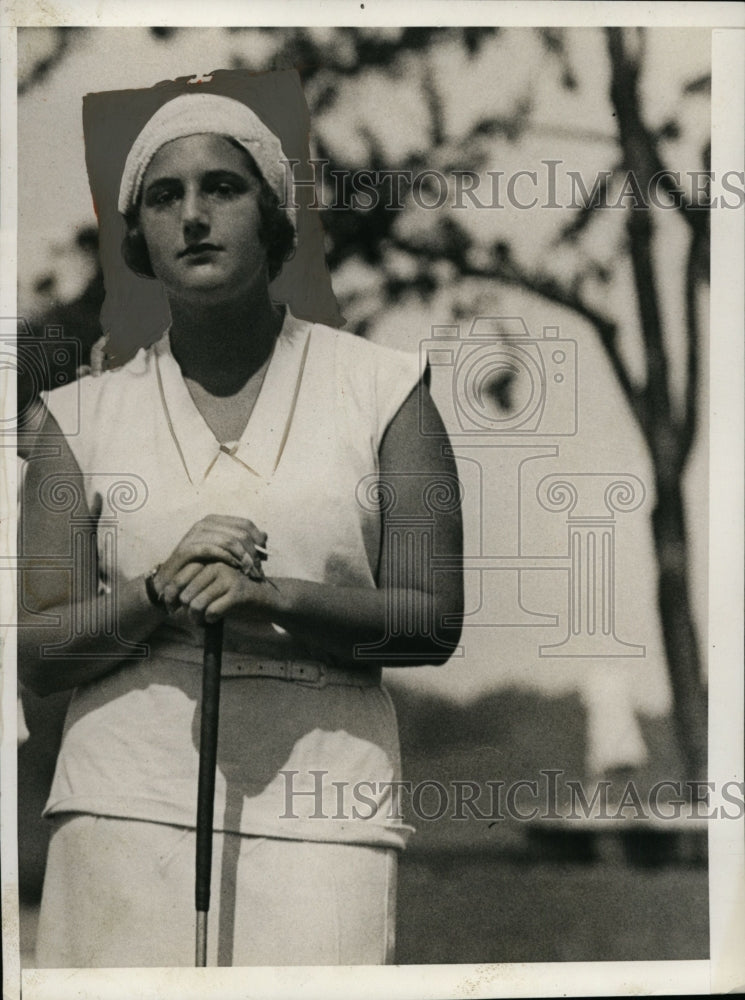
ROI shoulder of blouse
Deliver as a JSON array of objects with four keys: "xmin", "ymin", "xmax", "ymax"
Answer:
[
  {"xmin": 308, "ymin": 321, "xmax": 422, "ymax": 370},
  {"xmin": 43, "ymin": 338, "xmax": 163, "ymax": 436}
]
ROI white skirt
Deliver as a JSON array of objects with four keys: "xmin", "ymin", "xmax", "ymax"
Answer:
[{"xmin": 35, "ymin": 813, "xmax": 397, "ymax": 968}]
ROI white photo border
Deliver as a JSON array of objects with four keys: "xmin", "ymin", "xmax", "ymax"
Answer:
[{"xmin": 1, "ymin": 3, "xmax": 743, "ymax": 999}]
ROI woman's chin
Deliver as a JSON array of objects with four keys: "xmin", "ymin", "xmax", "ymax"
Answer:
[
  {"xmin": 156, "ymin": 258, "xmax": 268, "ymax": 304},
  {"xmin": 165, "ymin": 275, "xmax": 258, "ymax": 306}
]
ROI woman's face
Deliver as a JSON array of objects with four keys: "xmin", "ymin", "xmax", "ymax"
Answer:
[{"xmin": 138, "ymin": 133, "xmax": 267, "ymax": 303}]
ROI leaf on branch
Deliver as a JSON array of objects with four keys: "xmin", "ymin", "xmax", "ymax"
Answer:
[
  {"xmin": 555, "ymin": 168, "xmax": 617, "ymax": 244},
  {"xmin": 491, "ymin": 240, "xmax": 512, "ymax": 266},
  {"xmin": 561, "ymin": 68, "xmax": 578, "ymax": 91},
  {"xmin": 385, "ymin": 269, "xmax": 439, "ymax": 303},
  {"xmin": 312, "ymin": 81, "xmax": 339, "ymax": 115},
  {"xmin": 354, "ymin": 317, "xmax": 372, "ymax": 338},
  {"xmin": 435, "ymin": 217, "xmax": 473, "ymax": 267},
  {"xmin": 440, "ymin": 150, "xmax": 489, "ymax": 175},
  {"xmin": 356, "ymin": 124, "xmax": 387, "ymax": 170},
  {"xmin": 537, "ymin": 28, "xmax": 578, "ymax": 90},
  {"xmin": 384, "ymin": 275, "xmax": 407, "ymax": 303},
  {"xmin": 538, "ymin": 28, "xmax": 565, "ymax": 54},
  {"xmin": 34, "ymin": 275, "xmax": 56, "ymax": 296},
  {"xmin": 591, "ymin": 262, "xmax": 613, "ymax": 285},
  {"xmin": 655, "ymin": 119, "xmax": 681, "ymax": 142},
  {"xmin": 683, "ymin": 73, "xmax": 711, "ymax": 95},
  {"xmin": 421, "ymin": 59, "xmax": 446, "ymax": 147},
  {"xmin": 18, "ymin": 27, "xmax": 83, "ymax": 96},
  {"xmin": 470, "ymin": 95, "xmax": 532, "ymax": 143},
  {"xmin": 460, "ymin": 27, "xmax": 501, "ymax": 56},
  {"xmin": 484, "ymin": 369, "xmax": 517, "ymax": 413},
  {"xmin": 269, "ymin": 31, "xmax": 328, "ymax": 81}
]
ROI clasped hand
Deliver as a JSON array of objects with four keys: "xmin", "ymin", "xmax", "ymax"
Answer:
[{"xmin": 152, "ymin": 515, "xmax": 271, "ymax": 625}]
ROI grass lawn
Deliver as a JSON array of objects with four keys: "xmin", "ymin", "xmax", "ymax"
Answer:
[
  {"xmin": 396, "ymin": 853, "xmax": 709, "ymax": 964},
  {"xmin": 19, "ymin": 854, "xmax": 708, "ymax": 968}
]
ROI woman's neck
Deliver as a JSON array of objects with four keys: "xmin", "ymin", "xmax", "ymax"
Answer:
[{"xmin": 168, "ymin": 290, "xmax": 283, "ymax": 395}]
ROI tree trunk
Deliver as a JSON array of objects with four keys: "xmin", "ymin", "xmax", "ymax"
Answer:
[{"xmin": 651, "ymin": 473, "xmax": 707, "ymax": 787}]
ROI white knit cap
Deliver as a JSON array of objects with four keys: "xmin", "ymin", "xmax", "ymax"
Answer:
[{"xmin": 117, "ymin": 93, "xmax": 296, "ymax": 229}]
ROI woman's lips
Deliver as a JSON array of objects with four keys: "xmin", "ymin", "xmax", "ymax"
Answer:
[{"xmin": 178, "ymin": 243, "xmax": 222, "ymax": 258}]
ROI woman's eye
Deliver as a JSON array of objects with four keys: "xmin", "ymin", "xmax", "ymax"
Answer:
[
  {"xmin": 146, "ymin": 188, "xmax": 179, "ymax": 207},
  {"xmin": 205, "ymin": 175, "xmax": 248, "ymax": 199}
]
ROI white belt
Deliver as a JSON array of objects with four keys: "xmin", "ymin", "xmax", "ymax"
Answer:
[{"xmin": 220, "ymin": 656, "xmax": 381, "ymax": 689}]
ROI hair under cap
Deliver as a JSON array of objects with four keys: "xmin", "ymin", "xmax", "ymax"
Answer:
[{"xmin": 117, "ymin": 92, "xmax": 296, "ymax": 229}]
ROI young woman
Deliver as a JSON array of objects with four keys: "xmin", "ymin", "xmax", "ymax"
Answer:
[{"xmin": 20, "ymin": 91, "xmax": 463, "ymax": 967}]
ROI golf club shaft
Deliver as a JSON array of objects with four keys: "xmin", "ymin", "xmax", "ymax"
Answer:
[
  {"xmin": 195, "ymin": 911, "xmax": 208, "ymax": 968},
  {"xmin": 195, "ymin": 619, "xmax": 224, "ymax": 966}
]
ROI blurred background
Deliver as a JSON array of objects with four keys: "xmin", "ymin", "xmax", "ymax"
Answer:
[{"xmin": 16, "ymin": 25, "xmax": 711, "ymax": 964}]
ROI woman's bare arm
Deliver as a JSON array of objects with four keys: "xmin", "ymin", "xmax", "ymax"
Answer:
[{"xmin": 18, "ymin": 409, "xmax": 168, "ymax": 696}]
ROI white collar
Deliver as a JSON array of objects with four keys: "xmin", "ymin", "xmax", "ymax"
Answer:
[{"xmin": 153, "ymin": 307, "xmax": 312, "ymax": 484}]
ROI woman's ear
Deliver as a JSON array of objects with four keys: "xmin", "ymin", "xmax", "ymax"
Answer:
[{"xmin": 121, "ymin": 222, "xmax": 156, "ymax": 279}]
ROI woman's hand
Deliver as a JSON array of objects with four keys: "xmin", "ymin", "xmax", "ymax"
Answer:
[
  {"xmin": 172, "ymin": 561, "xmax": 276, "ymax": 626},
  {"xmin": 155, "ymin": 515, "xmax": 267, "ymax": 607}
]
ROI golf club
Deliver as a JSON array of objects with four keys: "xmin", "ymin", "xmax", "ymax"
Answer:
[{"xmin": 195, "ymin": 618, "xmax": 224, "ymax": 967}]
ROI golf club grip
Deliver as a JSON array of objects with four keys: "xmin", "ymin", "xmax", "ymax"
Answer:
[{"xmin": 195, "ymin": 619, "xmax": 224, "ymax": 915}]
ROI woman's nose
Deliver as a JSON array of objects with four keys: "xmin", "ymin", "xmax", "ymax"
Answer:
[{"xmin": 182, "ymin": 189, "xmax": 209, "ymax": 237}]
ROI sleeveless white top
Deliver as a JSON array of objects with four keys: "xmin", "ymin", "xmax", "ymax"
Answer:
[{"xmin": 41, "ymin": 309, "xmax": 422, "ymax": 849}]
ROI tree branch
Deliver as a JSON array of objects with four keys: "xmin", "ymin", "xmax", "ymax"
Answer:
[
  {"xmin": 679, "ymin": 224, "xmax": 705, "ymax": 464},
  {"xmin": 606, "ymin": 27, "xmax": 673, "ymax": 443},
  {"xmin": 390, "ymin": 233, "xmax": 646, "ymax": 432},
  {"xmin": 18, "ymin": 28, "xmax": 78, "ymax": 96},
  {"xmin": 421, "ymin": 58, "xmax": 446, "ymax": 148},
  {"xmin": 487, "ymin": 255, "xmax": 647, "ymax": 431},
  {"xmin": 603, "ymin": 29, "xmax": 707, "ymax": 239}
]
